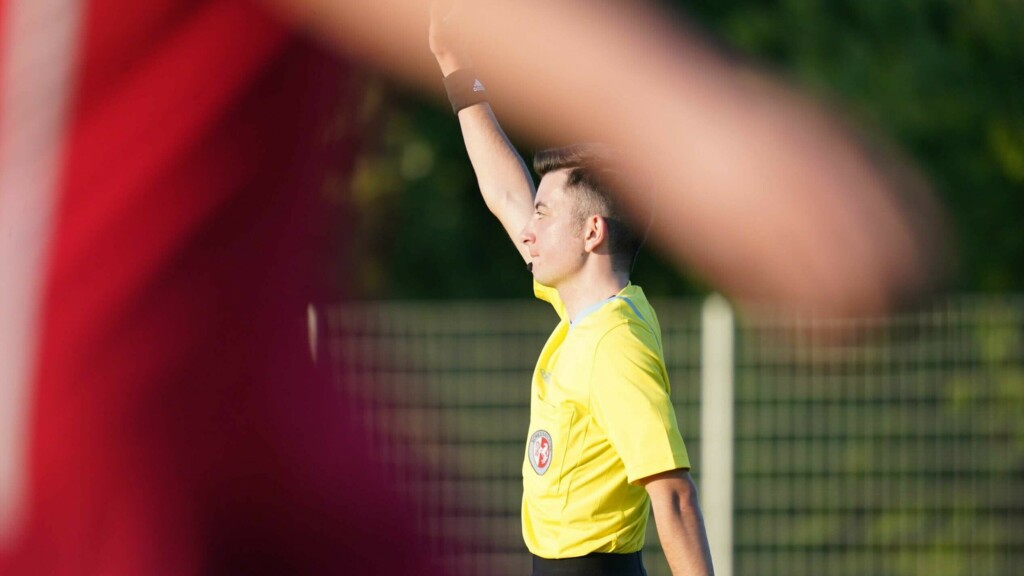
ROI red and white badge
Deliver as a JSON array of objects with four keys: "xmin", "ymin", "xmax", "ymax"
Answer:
[{"xmin": 528, "ymin": 430, "xmax": 553, "ymax": 475}]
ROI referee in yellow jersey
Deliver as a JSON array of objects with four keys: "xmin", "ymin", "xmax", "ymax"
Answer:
[{"xmin": 431, "ymin": 9, "xmax": 714, "ymax": 576}]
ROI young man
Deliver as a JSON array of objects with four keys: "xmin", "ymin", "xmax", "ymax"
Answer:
[{"xmin": 431, "ymin": 14, "xmax": 714, "ymax": 576}]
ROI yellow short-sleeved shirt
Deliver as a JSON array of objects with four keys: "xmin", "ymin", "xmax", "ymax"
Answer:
[{"xmin": 522, "ymin": 281, "xmax": 690, "ymax": 559}]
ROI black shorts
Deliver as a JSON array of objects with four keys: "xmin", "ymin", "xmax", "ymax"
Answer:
[{"xmin": 531, "ymin": 551, "xmax": 647, "ymax": 576}]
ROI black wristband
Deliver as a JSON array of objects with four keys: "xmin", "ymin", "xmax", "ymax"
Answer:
[{"xmin": 443, "ymin": 68, "xmax": 488, "ymax": 114}]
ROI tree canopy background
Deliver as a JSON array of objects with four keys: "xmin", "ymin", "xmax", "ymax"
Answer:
[{"xmin": 335, "ymin": 0, "xmax": 1023, "ymax": 301}]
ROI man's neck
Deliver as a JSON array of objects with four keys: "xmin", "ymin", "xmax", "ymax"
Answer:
[{"xmin": 556, "ymin": 269, "xmax": 630, "ymax": 322}]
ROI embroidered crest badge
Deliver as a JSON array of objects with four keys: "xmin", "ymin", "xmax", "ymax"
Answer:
[{"xmin": 528, "ymin": 430, "xmax": 553, "ymax": 475}]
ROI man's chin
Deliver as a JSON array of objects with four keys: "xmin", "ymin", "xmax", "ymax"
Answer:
[{"xmin": 533, "ymin": 272, "xmax": 558, "ymax": 288}]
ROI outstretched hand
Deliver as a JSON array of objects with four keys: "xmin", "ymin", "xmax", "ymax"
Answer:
[{"xmin": 429, "ymin": 1, "xmax": 470, "ymax": 75}]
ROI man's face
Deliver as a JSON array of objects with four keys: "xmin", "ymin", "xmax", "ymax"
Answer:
[{"xmin": 521, "ymin": 169, "xmax": 586, "ymax": 288}]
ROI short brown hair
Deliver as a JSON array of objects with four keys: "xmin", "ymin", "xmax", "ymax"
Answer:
[{"xmin": 533, "ymin": 144, "xmax": 647, "ymax": 274}]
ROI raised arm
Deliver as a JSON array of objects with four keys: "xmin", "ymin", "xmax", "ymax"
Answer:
[
  {"xmin": 641, "ymin": 469, "xmax": 714, "ymax": 576},
  {"xmin": 264, "ymin": 0, "xmax": 948, "ymax": 317},
  {"xmin": 429, "ymin": 5, "xmax": 534, "ymax": 264}
]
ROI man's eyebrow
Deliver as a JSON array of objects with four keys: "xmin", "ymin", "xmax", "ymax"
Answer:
[{"xmin": 534, "ymin": 201, "xmax": 548, "ymax": 210}]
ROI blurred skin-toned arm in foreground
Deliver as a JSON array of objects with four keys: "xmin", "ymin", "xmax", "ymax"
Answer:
[{"xmin": 265, "ymin": 0, "xmax": 948, "ymax": 317}]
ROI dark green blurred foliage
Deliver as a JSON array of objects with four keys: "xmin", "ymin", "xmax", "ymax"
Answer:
[
  {"xmin": 342, "ymin": 0, "xmax": 1023, "ymax": 300},
  {"xmin": 684, "ymin": 0, "xmax": 1024, "ymax": 294}
]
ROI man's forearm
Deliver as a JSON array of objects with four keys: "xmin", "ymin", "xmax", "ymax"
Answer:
[
  {"xmin": 431, "ymin": 7, "xmax": 534, "ymax": 260},
  {"xmin": 455, "ymin": 102, "xmax": 535, "ymax": 254},
  {"xmin": 656, "ymin": 507, "xmax": 713, "ymax": 575},
  {"xmin": 651, "ymin": 476, "xmax": 714, "ymax": 575}
]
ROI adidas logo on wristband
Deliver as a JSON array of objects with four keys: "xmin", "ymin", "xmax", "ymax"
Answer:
[{"xmin": 444, "ymin": 68, "xmax": 489, "ymax": 114}]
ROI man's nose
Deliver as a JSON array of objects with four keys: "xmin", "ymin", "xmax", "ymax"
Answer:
[{"xmin": 520, "ymin": 223, "xmax": 535, "ymax": 245}]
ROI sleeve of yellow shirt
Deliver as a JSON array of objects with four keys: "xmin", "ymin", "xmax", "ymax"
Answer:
[{"xmin": 590, "ymin": 322, "xmax": 691, "ymax": 484}]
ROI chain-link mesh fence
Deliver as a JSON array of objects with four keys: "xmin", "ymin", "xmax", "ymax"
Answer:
[{"xmin": 324, "ymin": 296, "xmax": 1023, "ymax": 575}]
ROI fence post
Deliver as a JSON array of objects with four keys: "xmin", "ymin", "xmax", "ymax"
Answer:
[{"xmin": 701, "ymin": 294, "xmax": 734, "ymax": 576}]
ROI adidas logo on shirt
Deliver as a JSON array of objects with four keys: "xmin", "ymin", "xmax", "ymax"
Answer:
[{"xmin": 473, "ymin": 79, "xmax": 486, "ymax": 92}]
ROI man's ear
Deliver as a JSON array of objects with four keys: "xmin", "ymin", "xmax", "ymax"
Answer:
[{"xmin": 583, "ymin": 215, "xmax": 606, "ymax": 253}]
